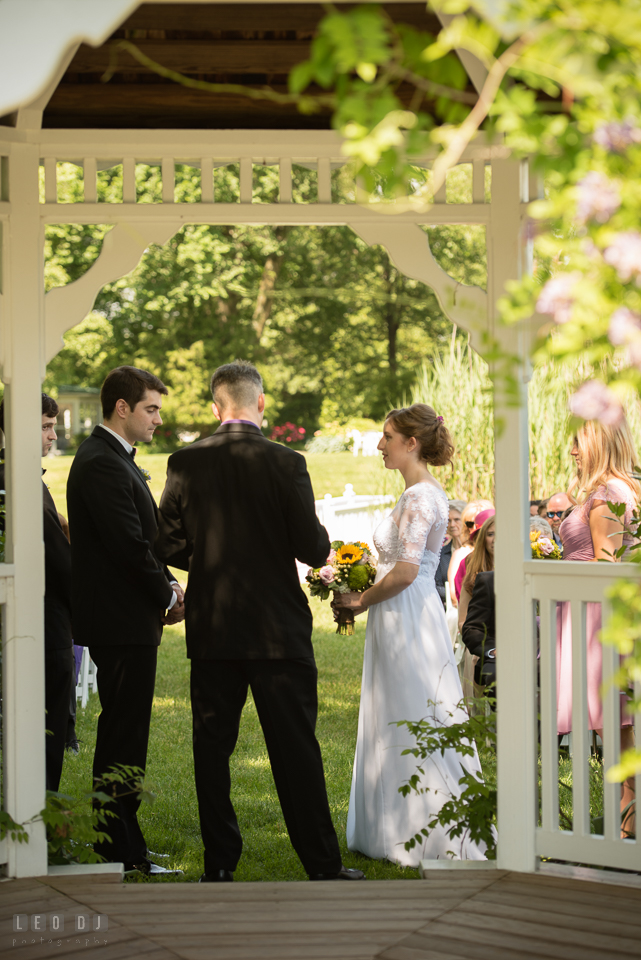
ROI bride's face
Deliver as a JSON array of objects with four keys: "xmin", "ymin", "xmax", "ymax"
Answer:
[{"xmin": 378, "ymin": 419, "xmax": 417, "ymax": 470}]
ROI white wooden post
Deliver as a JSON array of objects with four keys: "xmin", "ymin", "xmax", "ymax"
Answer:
[
  {"xmin": 489, "ymin": 158, "xmax": 537, "ymax": 873},
  {"xmin": 2, "ymin": 142, "xmax": 48, "ymax": 877}
]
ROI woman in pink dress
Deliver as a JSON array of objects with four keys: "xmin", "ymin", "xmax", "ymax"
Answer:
[{"xmin": 557, "ymin": 417, "xmax": 639, "ymax": 834}]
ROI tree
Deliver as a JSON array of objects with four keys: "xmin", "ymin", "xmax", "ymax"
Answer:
[{"xmin": 45, "ymin": 164, "xmax": 483, "ymax": 432}]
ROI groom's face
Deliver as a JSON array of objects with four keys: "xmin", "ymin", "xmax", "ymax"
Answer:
[{"xmin": 125, "ymin": 389, "xmax": 164, "ymax": 444}]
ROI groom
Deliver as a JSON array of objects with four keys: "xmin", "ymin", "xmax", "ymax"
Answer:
[
  {"xmin": 67, "ymin": 366, "xmax": 184, "ymax": 874},
  {"xmin": 156, "ymin": 360, "xmax": 364, "ymax": 882}
]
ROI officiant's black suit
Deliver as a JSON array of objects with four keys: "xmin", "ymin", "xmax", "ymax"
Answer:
[
  {"xmin": 67, "ymin": 426, "xmax": 174, "ymax": 866},
  {"xmin": 156, "ymin": 421, "xmax": 342, "ymax": 876}
]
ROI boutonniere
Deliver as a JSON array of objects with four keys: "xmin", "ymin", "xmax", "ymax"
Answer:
[{"xmin": 138, "ymin": 466, "xmax": 152, "ymax": 484}]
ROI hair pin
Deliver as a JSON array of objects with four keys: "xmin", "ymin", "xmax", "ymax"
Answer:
[{"xmin": 436, "ymin": 415, "xmax": 444, "ymax": 422}]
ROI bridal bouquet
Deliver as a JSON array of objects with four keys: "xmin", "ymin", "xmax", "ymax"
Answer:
[
  {"xmin": 306, "ymin": 541, "xmax": 376, "ymax": 635},
  {"xmin": 530, "ymin": 529, "xmax": 562, "ymax": 560}
]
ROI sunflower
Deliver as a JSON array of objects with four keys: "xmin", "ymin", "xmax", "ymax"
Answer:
[{"xmin": 336, "ymin": 544, "xmax": 363, "ymax": 564}]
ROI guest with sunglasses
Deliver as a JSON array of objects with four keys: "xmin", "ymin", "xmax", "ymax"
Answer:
[
  {"xmin": 545, "ymin": 491, "xmax": 572, "ymax": 549},
  {"xmin": 447, "ymin": 499, "xmax": 493, "ymax": 605}
]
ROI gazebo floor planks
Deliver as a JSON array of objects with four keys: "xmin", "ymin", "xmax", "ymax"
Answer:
[{"xmin": 3, "ymin": 869, "xmax": 641, "ymax": 960}]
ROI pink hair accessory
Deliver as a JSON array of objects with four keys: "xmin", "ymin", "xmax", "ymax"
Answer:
[{"xmin": 436, "ymin": 415, "xmax": 444, "ymax": 422}]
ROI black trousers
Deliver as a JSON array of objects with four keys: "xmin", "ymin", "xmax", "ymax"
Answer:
[
  {"xmin": 89, "ymin": 645, "xmax": 158, "ymax": 865},
  {"xmin": 191, "ymin": 657, "xmax": 342, "ymax": 876},
  {"xmin": 44, "ymin": 646, "xmax": 74, "ymax": 792}
]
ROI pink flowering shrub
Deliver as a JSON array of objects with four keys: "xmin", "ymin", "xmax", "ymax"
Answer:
[{"xmin": 270, "ymin": 422, "xmax": 306, "ymax": 444}]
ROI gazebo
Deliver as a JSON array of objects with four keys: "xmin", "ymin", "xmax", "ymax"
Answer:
[{"xmin": 0, "ymin": 0, "xmax": 638, "ymax": 882}]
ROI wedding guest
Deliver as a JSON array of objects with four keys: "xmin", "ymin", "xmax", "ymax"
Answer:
[
  {"xmin": 67, "ymin": 367, "xmax": 184, "ymax": 875},
  {"xmin": 457, "ymin": 513, "xmax": 496, "ymax": 633},
  {"xmin": 0, "ymin": 395, "xmax": 74, "ymax": 793},
  {"xmin": 537, "ymin": 499, "xmax": 549, "ymax": 518},
  {"xmin": 461, "ymin": 571, "xmax": 496, "ymax": 699},
  {"xmin": 557, "ymin": 418, "xmax": 639, "ymax": 836},
  {"xmin": 530, "ymin": 515, "xmax": 554, "ymax": 539},
  {"xmin": 448, "ymin": 499, "xmax": 493, "ymax": 605},
  {"xmin": 435, "ymin": 499, "xmax": 467, "ymax": 607},
  {"xmin": 454, "ymin": 505, "xmax": 494, "ymax": 602},
  {"xmin": 546, "ymin": 491, "xmax": 572, "ymax": 548},
  {"xmin": 529, "ymin": 499, "xmax": 541, "ymax": 516},
  {"xmin": 457, "ymin": 514, "xmax": 495, "ymax": 704}
]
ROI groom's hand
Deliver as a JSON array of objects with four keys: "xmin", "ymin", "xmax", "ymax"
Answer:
[{"xmin": 163, "ymin": 582, "xmax": 186, "ymax": 624}]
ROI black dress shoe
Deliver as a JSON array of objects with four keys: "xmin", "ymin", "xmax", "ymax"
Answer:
[
  {"xmin": 125, "ymin": 858, "xmax": 183, "ymax": 877},
  {"xmin": 199, "ymin": 869, "xmax": 234, "ymax": 882},
  {"xmin": 309, "ymin": 864, "xmax": 366, "ymax": 881}
]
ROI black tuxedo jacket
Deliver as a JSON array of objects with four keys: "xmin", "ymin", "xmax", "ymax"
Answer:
[
  {"xmin": 155, "ymin": 422, "xmax": 330, "ymax": 660},
  {"xmin": 461, "ymin": 570, "xmax": 495, "ymax": 685},
  {"xmin": 0, "ymin": 461, "xmax": 72, "ymax": 649},
  {"xmin": 67, "ymin": 427, "xmax": 174, "ymax": 647}
]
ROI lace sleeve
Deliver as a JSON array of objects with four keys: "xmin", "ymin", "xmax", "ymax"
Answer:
[{"xmin": 396, "ymin": 486, "xmax": 437, "ymax": 565}]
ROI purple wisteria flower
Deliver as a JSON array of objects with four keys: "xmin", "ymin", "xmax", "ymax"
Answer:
[
  {"xmin": 569, "ymin": 380, "xmax": 624, "ymax": 427},
  {"xmin": 608, "ymin": 307, "xmax": 641, "ymax": 346},
  {"xmin": 604, "ymin": 232, "xmax": 641, "ymax": 284},
  {"xmin": 593, "ymin": 120, "xmax": 641, "ymax": 153},
  {"xmin": 576, "ymin": 172, "xmax": 620, "ymax": 224},
  {"xmin": 536, "ymin": 272, "xmax": 581, "ymax": 324}
]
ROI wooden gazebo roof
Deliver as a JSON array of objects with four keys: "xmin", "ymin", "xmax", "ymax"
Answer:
[{"xmin": 40, "ymin": 2, "xmax": 462, "ymax": 130}]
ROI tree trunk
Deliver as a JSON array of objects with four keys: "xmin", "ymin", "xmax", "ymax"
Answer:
[
  {"xmin": 253, "ymin": 227, "xmax": 288, "ymax": 339},
  {"xmin": 383, "ymin": 263, "xmax": 401, "ymax": 377}
]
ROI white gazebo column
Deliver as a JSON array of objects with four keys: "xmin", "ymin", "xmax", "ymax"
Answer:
[
  {"xmin": 489, "ymin": 158, "xmax": 537, "ymax": 872},
  {"xmin": 2, "ymin": 142, "xmax": 48, "ymax": 876}
]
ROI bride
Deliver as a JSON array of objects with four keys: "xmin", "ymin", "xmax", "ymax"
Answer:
[{"xmin": 335, "ymin": 404, "xmax": 487, "ymax": 866}]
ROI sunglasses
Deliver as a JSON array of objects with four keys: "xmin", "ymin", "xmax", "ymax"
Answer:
[
  {"xmin": 546, "ymin": 511, "xmax": 564, "ymax": 519},
  {"xmin": 465, "ymin": 520, "xmax": 476, "ymax": 528}
]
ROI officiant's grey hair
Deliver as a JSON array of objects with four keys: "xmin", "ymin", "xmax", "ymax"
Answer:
[{"xmin": 211, "ymin": 360, "xmax": 263, "ymax": 410}]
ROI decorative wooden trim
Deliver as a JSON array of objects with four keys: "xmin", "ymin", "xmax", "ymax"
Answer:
[{"xmin": 44, "ymin": 221, "xmax": 180, "ymax": 362}]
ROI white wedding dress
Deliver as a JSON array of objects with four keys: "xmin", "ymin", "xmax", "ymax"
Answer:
[{"xmin": 346, "ymin": 481, "xmax": 487, "ymax": 866}]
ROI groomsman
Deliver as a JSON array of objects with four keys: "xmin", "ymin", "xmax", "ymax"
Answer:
[
  {"xmin": 156, "ymin": 360, "xmax": 364, "ymax": 882},
  {"xmin": 0, "ymin": 394, "xmax": 74, "ymax": 792},
  {"xmin": 67, "ymin": 366, "xmax": 184, "ymax": 874}
]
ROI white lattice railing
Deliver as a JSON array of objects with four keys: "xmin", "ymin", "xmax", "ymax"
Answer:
[{"xmin": 526, "ymin": 560, "xmax": 641, "ymax": 871}]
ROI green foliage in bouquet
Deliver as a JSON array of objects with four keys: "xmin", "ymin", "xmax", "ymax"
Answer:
[{"xmin": 348, "ymin": 565, "xmax": 371, "ymax": 591}]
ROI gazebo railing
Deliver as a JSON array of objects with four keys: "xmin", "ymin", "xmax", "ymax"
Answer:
[{"xmin": 524, "ymin": 560, "xmax": 641, "ymax": 872}]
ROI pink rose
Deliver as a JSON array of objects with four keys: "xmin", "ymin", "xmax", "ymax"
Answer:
[
  {"xmin": 538, "ymin": 538, "xmax": 554, "ymax": 556},
  {"xmin": 319, "ymin": 565, "xmax": 335, "ymax": 585},
  {"xmin": 327, "ymin": 549, "xmax": 337, "ymax": 563}
]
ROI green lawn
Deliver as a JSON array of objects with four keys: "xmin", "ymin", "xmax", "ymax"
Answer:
[
  {"xmin": 44, "ymin": 450, "xmax": 386, "ymax": 512},
  {"xmin": 61, "ymin": 595, "xmax": 420, "ymax": 882}
]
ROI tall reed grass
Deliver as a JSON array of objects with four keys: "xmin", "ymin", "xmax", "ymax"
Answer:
[{"xmin": 387, "ymin": 338, "xmax": 641, "ymax": 504}]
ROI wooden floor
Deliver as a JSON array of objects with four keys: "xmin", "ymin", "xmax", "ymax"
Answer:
[{"xmin": 3, "ymin": 868, "xmax": 641, "ymax": 960}]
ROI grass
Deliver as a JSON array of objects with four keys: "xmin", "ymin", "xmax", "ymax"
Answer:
[
  {"xmin": 44, "ymin": 450, "xmax": 386, "ymax": 511},
  {"xmin": 60, "ymin": 594, "xmax": 420, "ymax": 882}
]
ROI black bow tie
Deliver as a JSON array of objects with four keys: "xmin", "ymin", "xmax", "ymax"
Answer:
[{"xmin": 129, "ymin": 448, "xmax": 136, "ymax": 460}]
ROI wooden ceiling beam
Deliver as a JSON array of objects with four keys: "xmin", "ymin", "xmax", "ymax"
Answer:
[
  {"xmin": 43, "ymin": 83, "xmax": 332, "ymax": 129},
  {"xmin": 120, "ymin": 2, "xmax": 441, "ymax": 34},
  {"xmin": 69, "ymin": 40, "xmax": 311, "ymax": 75}
]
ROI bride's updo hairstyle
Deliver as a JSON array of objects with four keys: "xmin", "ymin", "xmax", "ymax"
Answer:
[{"xmin": 385, "ymin": 403, "xmax": 454, "ymax": 467}]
